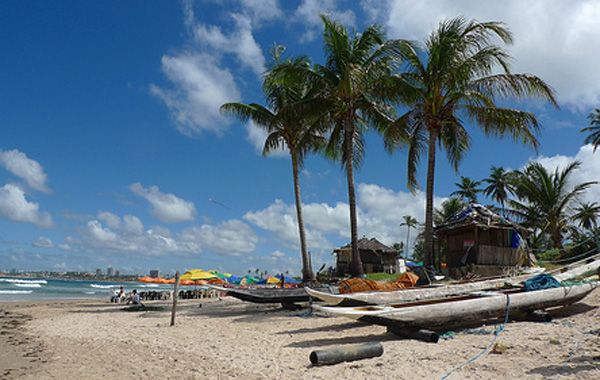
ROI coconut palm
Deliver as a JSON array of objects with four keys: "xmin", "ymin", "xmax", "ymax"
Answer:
[
  {"xmin": 582, "ymin": 108, "xmax": 600, "ymax": 151},
  {"xmin": 572, "ymin": 202, "xmax": 600, "ymax": 231},
  {"xmin": 400, "ymin": 215, "xmax": 419, "ymax": 258},
  {"xmin": 287, "ymin": 16, "xmax": 406, "ymax": 277},
  {"xmin": 509, "ymin": 161, "xmax": 597, "ymax": 248},
  {"xmin": 389, "ymin": 18, "xmax": 557, "ymax": 267},
  {"xmin": 451, "ymin": 176, "xmax": 482, "ymax": 204},
  {"xmin": 434, "ymin": 197, "xmax": 466, "ymax": 226},
  {"xmin": 221, "ymin": 56, "xmax": 325, "ymax": 283},
  {"xmin": 483, "ymin": 166, "xmax": 515, "ymax": 216}
]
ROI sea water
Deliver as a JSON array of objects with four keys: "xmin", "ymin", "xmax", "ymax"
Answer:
[{"xmin": 0, "ymin": 277, "xmax": 172, "ymax": 302}]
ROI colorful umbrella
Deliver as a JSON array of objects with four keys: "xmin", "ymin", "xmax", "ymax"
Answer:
[{"xmin": 180, "ymin": 269, "xmax": 217, "ymax": 281}]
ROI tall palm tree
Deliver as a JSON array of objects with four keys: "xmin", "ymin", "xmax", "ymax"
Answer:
[
  {"xmin": 582, "ymin": 108, "xmax": 600, "ymax": 151},
  {"xmin": 221, "ymin": 56, "xmax": 325, "ymax": 283},
  {"xmin": 483, "ymin": 166, "xmax": 515, "ymax": 216},
  {"xmin": 451, "ymin": 176, "xmax": 482, "ymax": 204},
  {"xmin": 509, "ymin": 161, "xmax": 597, "ymax": 248},
  {"xmin": 389, "ymin": 18, "xmax": 557, "ymax": 268},
  {"xmin": 290, "ymin": 16, "xmax": 406, "ymax": 277},
  {"xmin": 400, "ymin": 215, "xmax": 419, "ymax": 258},
  {"xmin": 572, "ymin": 202, "xmax": 600, "ymax": 231}
]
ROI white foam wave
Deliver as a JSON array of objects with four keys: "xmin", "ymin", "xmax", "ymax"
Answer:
[
  {"xmin": 84, "ymin": 291, "xmax": 96, "ymax": 295},
  {"xmin": 14, "ymin": 283, "xmax": 42, "ymax": 288},
  {"xmin": 90, "ymin": 284, "xmax": 119, "ymax": 289},
  {"xmin": 0, "ymin": 290, "xmax": 33, "ymax": 294},
  {"xmin": 0, "ymin": 278, "xmax": 47, "ymax": 285},
  {"xmin": 138, "ymin": 284, "xmax": 159, "ymax": 288}
]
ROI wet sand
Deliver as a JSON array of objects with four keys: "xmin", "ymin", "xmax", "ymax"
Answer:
[{"xmin": 0, "ymin": 289, "xmax": 598, "ymax": 379}]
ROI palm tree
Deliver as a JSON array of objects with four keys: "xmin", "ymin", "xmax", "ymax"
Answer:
[
  {"xmin": 582, "ymin": 108, "xmax": 600, "ymax": 151},
  {"xmin": 483, "ymin": 166, "xmax": 514, "ymax": 216},
  {"xmin": 389, "ymin": 18, "xmax": 557, "ymax": 268},
  {"xmin": 291, "ymin": 16, "xmax": 406, "ymax": 277},
  {"xmin": 221, "ymin": 56, "xmax": 325, "ymax": 283},
  {"xmin": 451, "ymin": 176, "xmax": 482, "ymax": 204},
  {"xmin": 509, "ymin": 161, "xmax": 597, "ymax": 248},
  {"xmin": 400, "ymin": 215, "xmax": 419, "ymax": 258},
  {"xmin": 434, "ymin": 197, "xmax": 466, "ymax": 226},
  {"xmin": 572, "ymin": 202, "xmax": 600, "ymax": 231}
]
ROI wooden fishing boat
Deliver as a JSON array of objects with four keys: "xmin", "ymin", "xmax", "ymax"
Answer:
[
  {"xmin": 313, "ymin": 282, "xmax": 598, "ymax": 328},
  {"xmin": 305, "ymin": 273, "xmax": 535, "ymax": 306},
  {"xmin": 210, "ymin": 286, "xmax": 337, "ymax": 304}
]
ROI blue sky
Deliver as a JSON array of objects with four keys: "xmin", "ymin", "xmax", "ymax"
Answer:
[{"xmin": 1, "ymin": 0, "xmax": 599, "ymax": 276}]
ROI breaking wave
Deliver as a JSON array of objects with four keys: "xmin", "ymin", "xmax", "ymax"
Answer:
[{"xmin": 0, "ymin": 290, "xmax": 33, "ymax": 294}]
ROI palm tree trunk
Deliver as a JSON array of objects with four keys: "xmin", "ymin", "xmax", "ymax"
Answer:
[
  {"xmin": 405, "ymin": 227, "xmax": 410, "ymax": 258},
  {"xmin": 345, "ymin": 121, "xmax": 364, "ymax": 277},
  {"xmin": 423, "ymin": 128, "xmax": 439, "ymax": 269},
  {"xmin": 291, "ymin": 155, "xmax": 313, "ymax": 283}
]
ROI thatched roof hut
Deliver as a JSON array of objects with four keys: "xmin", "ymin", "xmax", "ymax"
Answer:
[
  {"xmin": 435, "ymin": 204, "xmax": 533, "ymax": 272},
  {"xmin": 334, "ymin": 237, "xmax": 399, "ymax": 275}
]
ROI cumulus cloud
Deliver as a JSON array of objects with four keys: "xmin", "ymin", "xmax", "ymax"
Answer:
[
  {"xmin": 244, "ymin": 183, "xmax": 446, "ymax": 253},
  {"xmin": 295, "ymin": 0, "xmax": 356, "ymax": 42},
  {"xmin": 244, "ymin": 121, "xmax": 288, "ymax": 157},
  {"xmin": 0, "ymin": 184, "xmax": 52, "ymax": 228},
  {"xmin": 0, "ymin": 149, "xmax": 49, "ymax": 192},
  {"xmin": 130, "ymin": 183, "xmax": 196, "ymax": 223},
  {"xmin": 371, "ymin": 0, "xmax": 600, "ymax": 107},
  {"xmin": 150, "ymin": 53, "xmax": 241, "ymax": 136},
  {"xmin": 32, "ymin": 237, "xmax": 54, "ymax": 248},
  {"xmin": 238, "ymin": 0, "xmax": 283, "ymax": 22},
  {"xmin": 531, "ymin": 144, "xmax": 600, "ymax": 204},
  {"xmin": 77, "ymin": 212, "xmax": 257, "ymax": 257},
  {"xmin": 193, "ymin": 14, "xmax": 266, "ymax": 77}
]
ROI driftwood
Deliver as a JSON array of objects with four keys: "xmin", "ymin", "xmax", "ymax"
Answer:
[
  {"xmin": 386, "ymin": 326, "xmax": 439, "ymax": 343},
  {"xmin": 309, "ymin": 342, "xmax": 383, "ymax": 366}
]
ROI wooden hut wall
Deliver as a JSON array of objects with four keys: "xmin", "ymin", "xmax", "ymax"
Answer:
[{"xmin": 443, "ymin": 229, "xmax": 476, "ymax": 268}]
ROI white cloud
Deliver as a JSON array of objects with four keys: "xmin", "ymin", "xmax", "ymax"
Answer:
[
  {"xmin": 270, "ymin": 250, "xmax": 286, "ymax": 258},
  {"xmin": 0, "ymin": 184, "xmax": 52, "ymax": 228},
  {"xmin": 244, "ymin": 121, "xmax": 288, "ymax": 157},
  {"xmin": 151, "ymin": 53, "xmax": 241, "ymax": 136},
  {"xmin": 244, "ymin": 183, "xmax": 446, "ymax": 253},
  {"xmin": 531, "ymin": 144, "xmax": 600, "ymax": 204},
  {"xmin": 194, "ymin": 14, "xmax": 266, "ymax": 77},
  {"xmin": 76, "ymin": 212, "xmax": 256, "ymax": 257},
  {"xmin": 0, "ymin": 149, "xmax": 49, "ymax": 192},
  {"xmin": 32, "ymin": 237, "xmax": 54, "ymax": 248},
  {"xmin": 295, "ymin": 0, "xmax": 356, "ymax": 42},
  {"xmin": 374, "ymin": 0, "xmax": 600, "ymax": 107},
  {"xmin": 130, "ymin": 183, "xmax": 196, "ymax": 223},
  {"xmin": 238, "ymin": 0, "xmax": 283, "ymax": 22}
]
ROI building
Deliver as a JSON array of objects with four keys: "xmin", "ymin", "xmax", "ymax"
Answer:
[
  {"xmin": 149, "ymin": 270, "xmax": 159, "ymax": 278},
  {"xmin": 107, "ymin": 267, "xmax": 114, "ymax": 276},
  {"xmin": 334, "ymin": 237, "xmax": 399, "ymax": 275},
  {"xmin": 435, "ymin": 204, "xmax": 534, "ymax": 277},
  {"xmin": 114, "ymin": 270, "xmax": 120, "ymax": 277},
  {"xmin": 95, "ymin": 268, "xmax": 102, "ymax": 276}
]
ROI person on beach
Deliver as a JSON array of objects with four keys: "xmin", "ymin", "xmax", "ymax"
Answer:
[{"xmin": 127, "ymin": 289, "xmax": 141, "ymax": 305}]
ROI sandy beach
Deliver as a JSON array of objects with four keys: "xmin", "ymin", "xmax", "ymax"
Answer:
[{"xmin": 0, "ymin": 289, "xmax": 598, "ymax": 380}]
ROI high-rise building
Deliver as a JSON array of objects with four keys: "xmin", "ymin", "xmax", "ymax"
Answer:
[
  {"xmin": 149, "ymin": 270, "xmax": 159, "ymax": 278},
  {"xmin": 107, "ymin": 267, "xmax": 114, "ymax": 276},
  {"xmin": 95, "ymin": 268, "xmax": 102, "ymax": 276},
  {"xmin": 115, "ymin": 270, "xmax": 120, "ymax": 277}
]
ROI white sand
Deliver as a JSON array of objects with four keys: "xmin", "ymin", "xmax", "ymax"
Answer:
[{"xmin": 1, "ymin": 289, "xmax": 599, "ymax": 379}]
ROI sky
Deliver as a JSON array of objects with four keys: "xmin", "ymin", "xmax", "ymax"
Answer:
[{"xmin": 1, "ymin": 0, "xmax": 599, "ymax": 276}]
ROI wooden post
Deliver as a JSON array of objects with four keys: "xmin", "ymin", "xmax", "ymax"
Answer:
[
  {"xmin": 170, "ymin": 271, "xmax": 179, "ymax": 326},
  {"xmin": 309, "ymin": 342, "xmax": 383, "ymax": 366},
  {"xmin": 387, "ymin": 326, "xmax": 439, "ymax": 343}
]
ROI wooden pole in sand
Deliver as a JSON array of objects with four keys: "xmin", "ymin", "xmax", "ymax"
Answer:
[{"xmin": 170, "ymin": 271, "xmax": 180, "ymax": 326}]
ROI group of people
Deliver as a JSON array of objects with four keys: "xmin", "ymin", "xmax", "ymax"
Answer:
[{"xmin": 110, "ymin": 286, "xmax": 141, "ymax": 305}]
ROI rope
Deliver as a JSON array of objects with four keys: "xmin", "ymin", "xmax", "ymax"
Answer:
[{"xmin": 440, "ymin": 294, "xmax": 511, "ymax": 380}]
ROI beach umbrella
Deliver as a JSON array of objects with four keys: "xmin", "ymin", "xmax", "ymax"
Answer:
[
  {"xmin": 180, "ymin": 269, "xmax": 217, "ymax": 281},
  {"xmin": 209, "ymin": 270, "xmax": 232, "ymax": 279},
  {"xmin": 266, "ymin": 276, "xmax": 282, "ymax": 285},
  {"xmin": 283, "ymin": 276, "xmax": 300, "ymax": 284},
  {"xmin": 226, "ymin": 276, "xmax": 241, "ymax": 284}
]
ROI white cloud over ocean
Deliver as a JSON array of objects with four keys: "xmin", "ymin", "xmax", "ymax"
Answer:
[{"xmin": 130, "ymin": 183, "xmax": 197, "ymax": 223}]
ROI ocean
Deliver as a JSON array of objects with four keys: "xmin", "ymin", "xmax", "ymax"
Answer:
[{"xmin": 0, "ymin": 277, "xmax": 174, "ymax": 302}]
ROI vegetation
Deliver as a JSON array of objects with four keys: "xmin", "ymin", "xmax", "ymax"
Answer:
[
  {"xmin": 388, "ymin": 18, "xmax": 557, "ymax": 268},
  {"xmin": 221, "ymin": 54, "xmax": 325, "ymax": 282},
  {"xmin": 451, "ymin": 176, "xmax": 482, "ymax": 203},
  {"xmin": 483, "ymin": 166, "xmax": 515, "ymax": 216},
  {"xmin": 400, "ymin": 215, "xmax": 419, "ymax": 258},
  {"xmin": 582, "ymin": 108, "xmax": 600, "ymax": 151}
]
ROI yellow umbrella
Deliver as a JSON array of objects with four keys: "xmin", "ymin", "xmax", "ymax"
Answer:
[
  {"xmin": 266, "ymin": 276, "xmax": 282, "ymax": 284},
  {"xmin": 180, "ymin": 269, "xmax": 217, "ymax": 281}
]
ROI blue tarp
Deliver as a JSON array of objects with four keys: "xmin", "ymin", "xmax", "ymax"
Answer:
[{"xmin": 524, "ymin": 274, "xmax": 561, "ymax": 291}]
